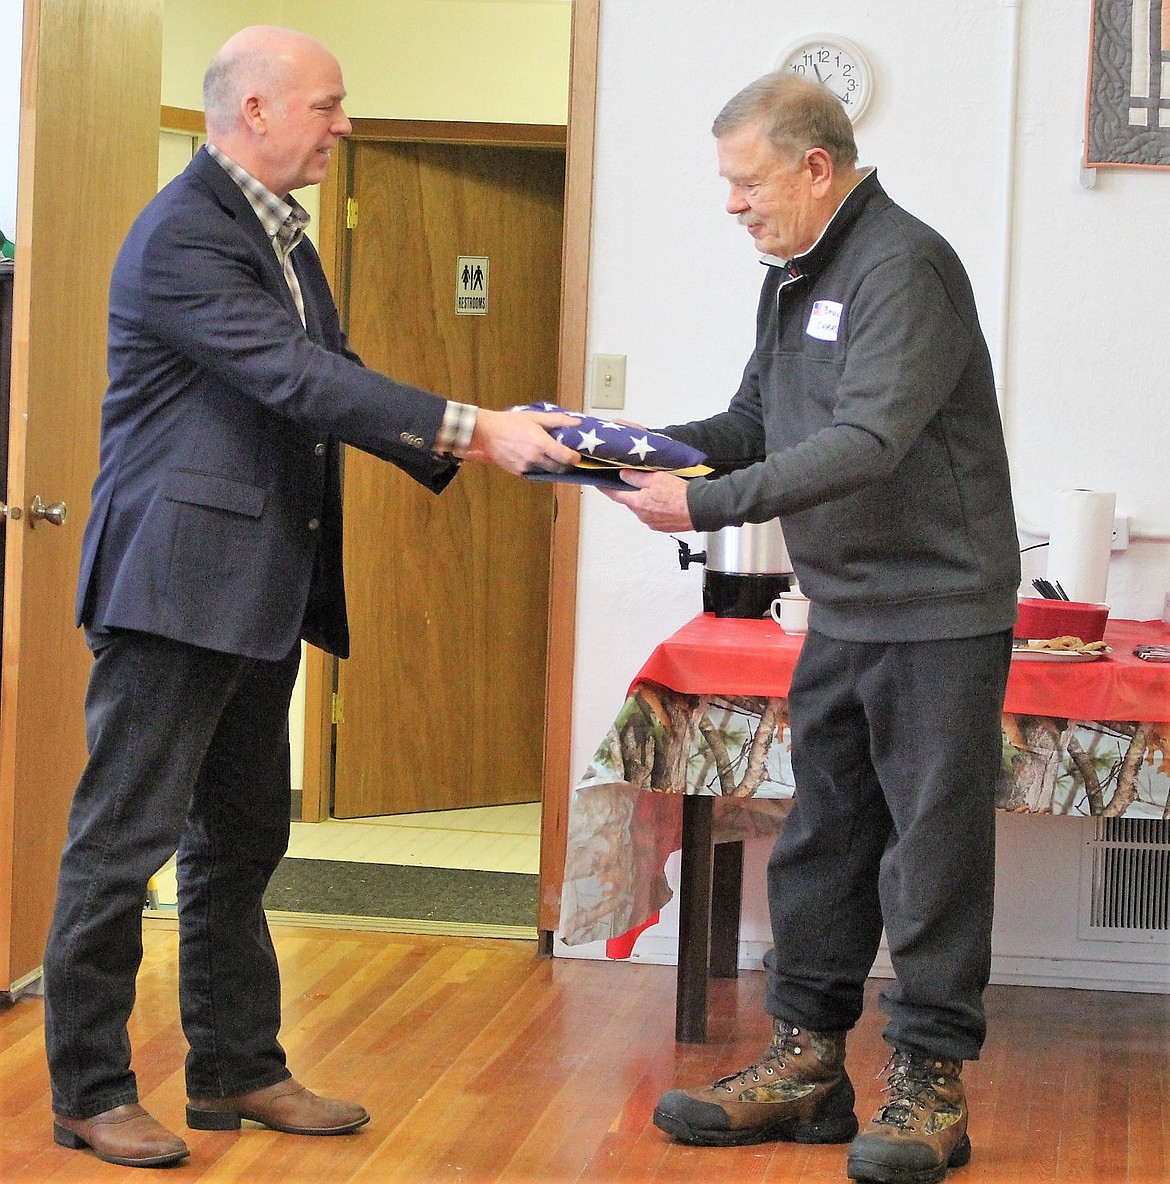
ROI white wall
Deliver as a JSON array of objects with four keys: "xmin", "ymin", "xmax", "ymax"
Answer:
[
  {"xmin": 575, "ymin": 0, "xmax": 1170, "ymax": 785},
  {"xmin": 559, "ymin": 815, "xmax": 1170, "ymax": 991},
  {"xmin": 567, "ymin": 0, "xmax": 1170, "ymax": 984}
]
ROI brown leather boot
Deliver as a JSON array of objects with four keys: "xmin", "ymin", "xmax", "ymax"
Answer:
[
  {"xmin": 846, "ymin": 1052, "xmax": 971, "ymax": 1184},
  {"xmin": 53, "ymin": 1103, "xmax": 190, "ymax": 1168},
  {"xmin": 186, "ymin": 1077, "xmax": 369, "ymax": 1135},
  {"xmin": 652, "ymin": 1019, "xmax": 857, "ymax": 1147}
]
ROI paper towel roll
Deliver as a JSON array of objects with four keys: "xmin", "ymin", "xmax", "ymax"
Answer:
[{"xmin": 1046, "ymin": 488, "xmax": 1115, "ymax": 603}]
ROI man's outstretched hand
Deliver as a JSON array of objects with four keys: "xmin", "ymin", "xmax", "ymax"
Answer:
[{"xmin": 458, "ymin": 408, "xmax": 581, "ymax": 475}]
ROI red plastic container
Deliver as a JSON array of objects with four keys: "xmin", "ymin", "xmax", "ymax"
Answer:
[{"xmin": 1014, "ymin": 597, "xmax": 1109, "ymax": 642}]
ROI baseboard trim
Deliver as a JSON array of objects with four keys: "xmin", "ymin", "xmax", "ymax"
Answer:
[{"xmin": 553, "ymin": 934, "xmax": 1170, "ymax": 994}]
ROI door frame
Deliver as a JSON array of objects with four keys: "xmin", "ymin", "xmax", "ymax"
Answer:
[{"xmin": 536, "ymin": 0, "xmax": 598, "ymax": 939}]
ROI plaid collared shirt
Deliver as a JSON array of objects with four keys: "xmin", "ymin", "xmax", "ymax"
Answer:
[
  {"xmin": 207, "ymin": 143, "xmax": 310, "ymax": 327},
  {"xmin": 206, "ymin": 144, "xmax": 474, "ymax": 455}
]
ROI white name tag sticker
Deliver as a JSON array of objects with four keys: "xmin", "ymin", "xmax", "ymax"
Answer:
[{"xmin": 806, "ymin": 300, "xmax": 843, "ymax": 341}]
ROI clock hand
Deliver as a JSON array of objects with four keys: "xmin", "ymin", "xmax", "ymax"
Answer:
[{"xmin": 813, "ymin": 64, "xmax": 823, "ymax": 82}]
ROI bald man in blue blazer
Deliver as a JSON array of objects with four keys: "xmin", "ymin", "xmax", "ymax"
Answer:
[{"xmin": 43, "ymin": 25, "xmax": 577, "ymax": 1170}]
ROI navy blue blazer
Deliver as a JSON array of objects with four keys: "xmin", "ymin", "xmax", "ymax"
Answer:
[{"xmin": 77, "ymin": 147, "xmax": 457, "ymax": 660}]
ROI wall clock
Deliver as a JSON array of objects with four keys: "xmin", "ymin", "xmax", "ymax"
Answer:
[{"xmin": 777, "ymin": 34, "xmax": 874, "ymax": 123}]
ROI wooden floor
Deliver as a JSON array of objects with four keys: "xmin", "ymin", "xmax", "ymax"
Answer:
[{"xmin": 1, "ymin": 921, "xmax": 1167, "ymax": 1182}]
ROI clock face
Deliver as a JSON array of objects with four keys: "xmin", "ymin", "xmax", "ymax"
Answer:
[{"xmin": 778, "ymin": 35, "xmax": 873, "ymax": 123}]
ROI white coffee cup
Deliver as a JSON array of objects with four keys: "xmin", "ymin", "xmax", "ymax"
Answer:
[{"xmin": 770, "ymin": 590, "xmax": 810, "ymax": 634}]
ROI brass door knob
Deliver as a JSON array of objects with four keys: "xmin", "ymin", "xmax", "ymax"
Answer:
[{"xmin": 29, "ymin": 494, "xmax": 67, "ymax": 527}]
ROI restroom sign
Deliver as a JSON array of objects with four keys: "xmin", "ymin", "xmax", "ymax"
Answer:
[{"xmin": 456, "ymin": 256, "xmax": 489, "ymax": 316}]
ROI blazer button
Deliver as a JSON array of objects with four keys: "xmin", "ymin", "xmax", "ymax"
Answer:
[
  {"xmin": 308, "ymin": 518, "xmax": 320, "ymax": 531},
  {"xmin": 399, "ymin": 431, "xmax": 424, "ymax": 449},
  {"xmin": 314, "ymin": 442, "xmax": 326, "ymax": 456}
]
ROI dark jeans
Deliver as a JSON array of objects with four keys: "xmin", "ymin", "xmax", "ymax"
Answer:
[
  {"xmin": 763, "ymin": 628, "xmax": 1013, "ymax": 1063},
  {"xmin": 43, "ymin": 629, "xmax": 302, "ymax": 1119}
]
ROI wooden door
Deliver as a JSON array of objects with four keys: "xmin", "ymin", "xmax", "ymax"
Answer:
[
  {"xmin": 332, "ymin": 140, "xmax": 565, "ymax": 819},
  {"xmin": 0, "ymin": 0, "xmax": 163, "ymax": 994}
]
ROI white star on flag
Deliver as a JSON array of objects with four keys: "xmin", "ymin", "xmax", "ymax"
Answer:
[{"xmin": 511, "ymin": 402, "xmax": 709, "ymax": 473}]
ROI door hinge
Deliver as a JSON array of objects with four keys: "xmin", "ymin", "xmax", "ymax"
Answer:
[
  {"xmin": 331, "ymin": 693, "xmax": 345, "ymax": 725},
  {"xmin": 345, "ymin": 197, "xmax": 359, "ymax": 229}
]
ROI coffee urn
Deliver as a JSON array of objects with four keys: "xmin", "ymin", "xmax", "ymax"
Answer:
[{"xmin": 676, "ymin": 520, "xmax": 793, "ymax": 618}]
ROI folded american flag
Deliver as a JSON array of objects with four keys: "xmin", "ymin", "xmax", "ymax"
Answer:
[{"xmin": 516, "ymin": 402, "xmax": 708, "ymax": 472}]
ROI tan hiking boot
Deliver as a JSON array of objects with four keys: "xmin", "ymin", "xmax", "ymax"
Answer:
[
  {"xmin": 847, "ymin": 1052, "xmax": 971, "ymax": 1184},
  {"xmin": 652, "ymin": 1019, "xmax": 857, "ymax": 1147}
]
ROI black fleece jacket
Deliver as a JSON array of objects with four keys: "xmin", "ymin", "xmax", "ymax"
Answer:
[{"xmin": 666, "ymin": 169, "xmax": 1020, "ymax": 643}]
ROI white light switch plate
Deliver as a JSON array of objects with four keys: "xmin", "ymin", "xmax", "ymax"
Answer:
[{"xmin": 591, "ymin": 354, "xmax": 626, "ymax": 410}]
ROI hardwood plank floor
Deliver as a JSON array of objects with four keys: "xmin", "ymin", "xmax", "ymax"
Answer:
[{"xmin": 0, "ymin": 921, "xmax": 1166, "ymax": 1182}]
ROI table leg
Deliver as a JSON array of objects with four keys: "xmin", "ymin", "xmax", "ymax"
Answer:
[
  {"xmin": 710, "ymin": 839, "xmax": 743, "ymax": 979},
  {"xmin": 676, "ymin": 795, "xmax": 714, "ymax": 1043}
]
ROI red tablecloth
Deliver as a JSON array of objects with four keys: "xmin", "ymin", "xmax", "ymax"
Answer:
[
  {"xmin": 560, "ymin": 614, "xmax": 1170, "ymax": 948},
  {"xmin": 635, "ymin": 615, "xmax": 1170, "ymax": 723}
]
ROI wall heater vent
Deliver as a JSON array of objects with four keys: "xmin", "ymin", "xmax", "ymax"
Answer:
[{"xmin": 1079, "ymin": 816, "xmax": 1170, "ymax": 941}]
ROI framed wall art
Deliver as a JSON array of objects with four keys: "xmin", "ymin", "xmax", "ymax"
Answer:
[{"xmin": 1085, "ymin": 0, "xmax": 1170, "ymax": 167}]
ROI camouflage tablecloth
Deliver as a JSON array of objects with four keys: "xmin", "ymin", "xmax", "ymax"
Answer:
[{"xmin": 559, "ymin": 656, "xmax": 1170, "ymax": 946}]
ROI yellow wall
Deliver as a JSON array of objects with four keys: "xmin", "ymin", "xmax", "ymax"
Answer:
[
  {"xmin": 162, "ymin": 0, "xmax": 571, "ymax": 123},
  {"xmin": 162, "ymin": 0, "xmax": 285, "ymax": 107}
]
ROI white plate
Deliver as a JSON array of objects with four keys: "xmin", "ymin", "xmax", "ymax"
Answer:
[{"xmin": 1011, "ymin": 647, "xmax": 1109, "ymax": 663}]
